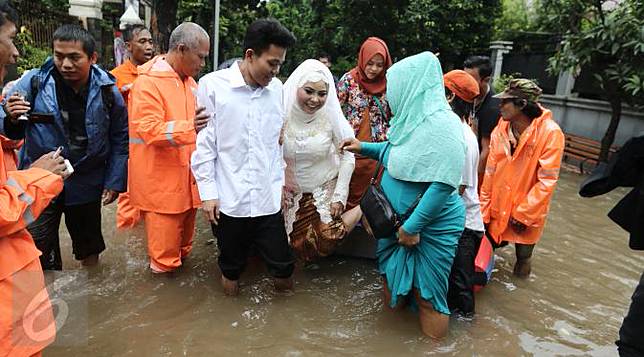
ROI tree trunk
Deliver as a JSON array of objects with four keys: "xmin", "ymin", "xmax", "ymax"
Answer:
[
  {"xmin": 150, "ymin": 0, "xmax": 178, "ymax": 53},
  {"xmin": 599, "ymin": 95, "xmax": 622, "ymax": 162}
]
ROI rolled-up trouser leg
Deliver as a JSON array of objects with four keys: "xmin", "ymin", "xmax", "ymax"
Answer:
[{"xmin": 617, "ymin": 271, "xmax": 644, "ymax": 356}]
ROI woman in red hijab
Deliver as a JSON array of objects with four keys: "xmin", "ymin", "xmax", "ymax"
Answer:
[{"xmin": 337, "ymin": 37, "xmax": 392, "ymax": 210}]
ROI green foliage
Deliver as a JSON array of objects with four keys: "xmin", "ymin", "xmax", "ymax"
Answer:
[
  {"xmin": 15, "ymin": 27, "xmax": 50, "ymax": 75},
  {"xmin": 39, "ymin": 0, "xmax": 69, "ymax": 11},
  {"xmin": 177, "ymin": 0, "xmax": 267, "ymax": 74},
  {"xmin": 548, "ymin": 0, "xmax": 644, "ymax": 106},
  {"xmin": 547, "ymin": 0, "xmax": 643, "ymax": 161},
  {"xmin": 493, "ymin": 0, "xmax": 538, "ymax": 40},
  {"xmin": 173, "ymin": 0, "xmax": 501, "ymax": 76}
]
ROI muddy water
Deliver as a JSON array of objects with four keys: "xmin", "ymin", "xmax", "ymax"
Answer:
[{"xmin": 44, "ymin": 171, "xmax": 643, "ymax": 356}]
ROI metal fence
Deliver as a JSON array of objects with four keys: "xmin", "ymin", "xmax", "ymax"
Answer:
[{"xmin": 15, "ymin": 0, "xmax": 79, "ymax": 49}]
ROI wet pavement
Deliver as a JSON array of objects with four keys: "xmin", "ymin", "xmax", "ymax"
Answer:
[{"xmin": 44, "ymin": 171, "xmax": 643, "ymax": 356}]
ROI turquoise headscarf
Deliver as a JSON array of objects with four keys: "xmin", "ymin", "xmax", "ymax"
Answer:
[{"xmin": 385, "ymin": 52, "xmax": 465, "ymax": 187}]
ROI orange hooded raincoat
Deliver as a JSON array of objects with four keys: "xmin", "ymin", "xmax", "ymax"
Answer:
[
  {"xmin": 111, "ymin": 59, "xmax": 141, "ymax": 229},
  {"xmin": 128, "ymin": 55, "xmax": 200, "ymax": 272},
  {"xmin": 0, "ymin": 145, "xmax": 63, "ymax": 356},
  {"xmin": 480, "ymin": 108, "xmax": 565, "ymax": 245}
]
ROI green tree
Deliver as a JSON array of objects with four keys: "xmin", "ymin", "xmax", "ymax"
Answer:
[
  {"xmin": 15, "ymin": 28, "xmax": 49, "ymax": 75},
  {"xmin": 171, "ymin": 0, "xmax": 501, "ymax": 78},
  {"xmin": 547, "ymin": 0, "xmax": 644, "ymax": 161},
  {"xmin": 493, "ymin": 0, "xmax": 538, "ymax": 40},
  {"xmin": 150, "ymin": 0, "xmax": 180, "ymax": 53}
]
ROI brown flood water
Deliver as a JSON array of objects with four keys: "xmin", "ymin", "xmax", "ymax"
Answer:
[{"xmin": 44, "ymin": 171, "xmax": 643, "ymax": 356}]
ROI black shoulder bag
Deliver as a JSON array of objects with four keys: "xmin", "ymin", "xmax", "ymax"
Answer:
[{"xmin": 359, "ymin": 143, "xmax": 425, "ymax": 239}]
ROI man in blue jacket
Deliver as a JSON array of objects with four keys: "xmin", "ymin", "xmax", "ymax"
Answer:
[{"xmin": 1, "ymin": 24, "xmax": 128, "ymax": 270}]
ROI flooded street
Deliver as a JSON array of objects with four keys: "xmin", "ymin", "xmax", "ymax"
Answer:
[{"xmin": 44, "ymin": 171, "xmax": 643, "ymax": 356}]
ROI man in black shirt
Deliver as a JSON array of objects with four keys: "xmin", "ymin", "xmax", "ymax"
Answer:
[
  {"xmin": 464, "ymin": 56, "xmax": 501, "ymax": 185},
  {"xmin": 52, "ymin": 67, "xmax": 90, "ymax": 164},
  {"xmin": 2, "ymin": 25, "xmax": 128, "ymax": 270}
]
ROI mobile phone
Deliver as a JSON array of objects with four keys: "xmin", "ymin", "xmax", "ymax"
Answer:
[
  {"xmin": 29, "ymin": 112, "xmax": 55, "ymax": 124},
  {"xmin": 64, "ymin": 159, "xmax": 74, "ymax": 175}
]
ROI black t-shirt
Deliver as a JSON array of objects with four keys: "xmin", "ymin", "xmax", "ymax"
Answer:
[
  {"xmin": 52, "ymin": 68, "xmax": 89, "ymax": 164},
  {"xmin": 475, "ymin": 87, "xmax": 501, "ymax": 149}
]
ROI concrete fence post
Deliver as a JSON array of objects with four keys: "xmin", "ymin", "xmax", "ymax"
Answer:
[
  {"xmin": 555, "ymin": 70, "xmax": 576, "ymax": 96},
  {"xmin": 489, "ymin": 41, "xmax": 513, "ymax": 81}
]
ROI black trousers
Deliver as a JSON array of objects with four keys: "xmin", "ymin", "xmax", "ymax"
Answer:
[
  {"xmin": 212, "ymin": 211, "xmax": 295, "ymax": 281},
  {"xmin": 617, "ymin": 271, "xmax": 644, "ymax": 356},
  {"xmin": 447, "ymin": 228, "xmax": 484, "ymax": 316},
  {"xmin": 28, "ymin": 200, "xmax": 105, "ymax": 270}
]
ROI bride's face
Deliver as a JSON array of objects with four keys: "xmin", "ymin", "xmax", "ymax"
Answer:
[{"xmin": 296, "ymin": 80, "xmax": 328, "ymax": 114}]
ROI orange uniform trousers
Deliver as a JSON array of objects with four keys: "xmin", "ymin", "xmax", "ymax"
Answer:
[
  {"xmin": 0, "ymin": 258, "xmax": 55, "ymax": 357},
  {"xmin": 142, "ymin": 209, "xmax": 197, "ymax": 273},
  {"xmin": 116, "ymin": 192, "xmax": 141, "ymax": 229}
]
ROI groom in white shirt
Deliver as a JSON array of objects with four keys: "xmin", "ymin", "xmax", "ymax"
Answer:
[{"xmin": 191, "ymin": 19, "xmax": 296, "ymax": 296}]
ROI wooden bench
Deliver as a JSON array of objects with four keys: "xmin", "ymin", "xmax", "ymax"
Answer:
[{"xmin": 563, "ymin": 133, "xmax": 619, "ymax": 174}]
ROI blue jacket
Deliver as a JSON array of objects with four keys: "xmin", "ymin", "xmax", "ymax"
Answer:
[{"xmin": 1, "ymin": 59, "xmax": 128, "ymax": 205}]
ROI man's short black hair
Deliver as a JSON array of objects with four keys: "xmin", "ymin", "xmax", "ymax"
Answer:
[
  {"xmin": 0, "ymin": 0, "xmax": 18, "ymax": 27},
  {"xmin": 53, "ymin": 24, "xmax": 96, "ymax": 57},
  {"xmin": 318, "ymin": 52, "xmax": 331, "ymax": 61},
  {"xmin": 464, "ymin": 55, "xmax": 493, "ymax": 79},
  {"xmin": 123, "ymin": 24, "xmax": 148, "ymax": 43},
  {"xmin": 243, "ymin": 18, "xmax": 296, "ymax": 56}
]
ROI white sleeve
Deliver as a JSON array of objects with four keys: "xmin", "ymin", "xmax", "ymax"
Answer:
[
  {"xmin": 191, "ymin": 78, "xmax": 218, "ymax": 201},
  {"xmin": 331, "ymin": 113, "xmax": 355, "ymax": 205},
  {"xmin": 461, "ymin": 132, "xmax": 479, "ymax": 188}
]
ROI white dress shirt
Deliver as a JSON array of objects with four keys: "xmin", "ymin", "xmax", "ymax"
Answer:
[{"xmin": 191, "ymin": 62, "xmax": 284, "ymax": 217}]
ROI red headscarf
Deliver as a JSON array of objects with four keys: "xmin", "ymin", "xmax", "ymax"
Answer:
[{"xmin": 349, "ymin": 37, "xmax": 392, "ymax": 95}]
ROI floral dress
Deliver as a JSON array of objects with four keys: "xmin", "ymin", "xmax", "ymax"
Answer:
[
  {"xmin": 337, "ymin": 71, "xmax": 392, "ymax": 208},
  {"xmin": 336, "ymin": 72, "xmax": 391, "ymax": 142}
]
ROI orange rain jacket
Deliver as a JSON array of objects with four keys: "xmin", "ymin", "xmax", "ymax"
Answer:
[
  {"xmin": 111, "ymin": 59, "xmax": 141, "ymax": 228},
  {"xmin": 111, "ymin": 59, "xmax": 138, "ymax": 104},
  {"xmin": 480, "ymin": 108, "xmax": 565, "ymax": 245},
  {"xmin": 0, "ymin": 145, "xmax": 62, "ymax": 356},
  {"xmin": 0, "ymin": 135, "xmax": 21, "ymax": 172},
  {"xmin": 128, "ymin": 55, "xmax": 200, "ymax": 213}
]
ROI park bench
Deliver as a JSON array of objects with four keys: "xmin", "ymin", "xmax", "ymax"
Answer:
[{"xmin": 563, "ymin": 133, "xmax": 619, "ymax": 174}]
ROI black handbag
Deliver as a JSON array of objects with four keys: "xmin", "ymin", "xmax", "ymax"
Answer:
[{"xmin": 359, "ymin": 143, "xmax": 425, "ymax": 239}]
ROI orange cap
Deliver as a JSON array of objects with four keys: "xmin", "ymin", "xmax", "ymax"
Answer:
[{"xmin": 443, "ymin": 70, "xmax": 480, "ymax": 103}]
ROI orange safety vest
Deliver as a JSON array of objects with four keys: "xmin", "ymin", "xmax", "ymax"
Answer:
[
  {"xmin": 480, "ymin": 108, "xmax": 565, "ymax": 245},
  {"xmin": 111, "ymin": 59, "xmax": 139, "ymax": 104},
  {"xmin": 127, "ymin": 55, "xmax": 200, "ymax": 213}
]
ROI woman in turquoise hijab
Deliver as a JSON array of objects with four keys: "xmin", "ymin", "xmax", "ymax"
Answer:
[{"xmin": 341, "ymin": 52, "xmax": 465, "ymax": 338}]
